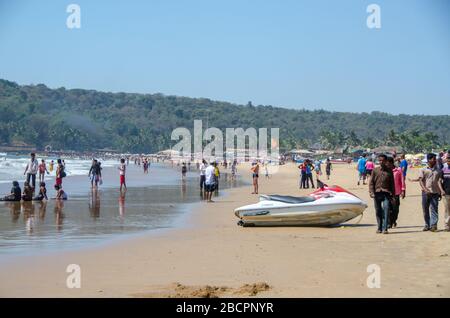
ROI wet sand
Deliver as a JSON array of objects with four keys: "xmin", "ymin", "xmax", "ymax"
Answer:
[{"xmin": 0, "ymin": 163, "xmax": 449, "ymax": 297}]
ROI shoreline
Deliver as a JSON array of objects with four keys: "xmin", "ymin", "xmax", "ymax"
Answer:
[{"xmin": 0, "ymin": 163, "xmax": 449, "ymax": 297}]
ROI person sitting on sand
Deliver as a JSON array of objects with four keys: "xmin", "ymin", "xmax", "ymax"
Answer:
[
  {"xmin": 22, "ymin": 181, "xmax": 33, "ymax": 201},
  {"xmin": 0, "ymin": 181, "xmax": 22, "ymax": 202},
  {"xmin": 33, "ymin": 182, "xmax": 48, "ymax": 201},
  {"xmin": 54, "ymin": 185, "xmax": 68, "ymax": 200}
]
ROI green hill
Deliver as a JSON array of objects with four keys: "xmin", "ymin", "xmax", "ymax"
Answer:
[{"xmin": 0, "ymin": 79, "xmax": 448, "ymax": 153}]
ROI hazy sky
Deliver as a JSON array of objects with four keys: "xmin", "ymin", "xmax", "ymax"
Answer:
[{"xmin": 0, "ymin": 0, "xmax": 449, "ymax": 115}]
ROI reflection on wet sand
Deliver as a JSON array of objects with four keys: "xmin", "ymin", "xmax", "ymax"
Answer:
[
  {"xmin": 119, "ymin": 191, "xmax": 126, "ymax": 218},
  {"xmin": 38, "ymin": 201, "xmax": 47, "ymax": 221},
  {"xmin": 89, "ymin": 189, "xmax": 101, "ymax": 219},
  {"xmin": 22, "ymin": 202, "xmax": 35, "ymax": 234},
  {"xmin": 54, "ymin": 199, "xmax": 65, "ymax": 231},
  {"xmin": 7, "ymin": 202, "xmax": 21, "ymax": 223},
  {"xmin": 0, "ymin": 171, "xmax": 246, "ymax": 253}
]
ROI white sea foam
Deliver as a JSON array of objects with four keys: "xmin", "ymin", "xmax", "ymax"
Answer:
[{"xmin": 0, "ymin": 156, "xmax": 118, "ymax": 184}]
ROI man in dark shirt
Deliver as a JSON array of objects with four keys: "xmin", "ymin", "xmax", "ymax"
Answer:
[{"xmin": 369, "ymin": 154, "xmax": 395, "ymax": 234}]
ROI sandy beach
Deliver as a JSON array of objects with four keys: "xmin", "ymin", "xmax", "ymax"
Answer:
[{"xmin": 0, "ymin": 162, "xmax": 449, "ymax": 298}]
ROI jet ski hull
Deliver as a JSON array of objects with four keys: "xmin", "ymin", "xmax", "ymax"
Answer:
[{"xmin": 235, "ymin": 186, "xmax": 367, "ymax": 227}]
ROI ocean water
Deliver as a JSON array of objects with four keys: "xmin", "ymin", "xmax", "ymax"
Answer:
[
  {"xmin": 0, "ymin": 156, "xmax": 245, "ymax": 256},
  {"xmin": 0, "ymin": 154, "xmax": 117, "ymax": 184}
]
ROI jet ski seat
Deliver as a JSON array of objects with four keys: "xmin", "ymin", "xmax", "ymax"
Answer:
[{"xmin": 260, "ymin": 195, "xmax": 316, "ymax": 204}]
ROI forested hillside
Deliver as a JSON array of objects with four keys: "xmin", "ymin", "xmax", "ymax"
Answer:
[{"xmin": 0, "ymin": 79, "xmax": 448, "ymax": 153}]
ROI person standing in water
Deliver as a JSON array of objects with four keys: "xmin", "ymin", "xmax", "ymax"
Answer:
[
  {"xmin": 49, "ymin": 160, "xmax": 54, "ymax": 173},
  {"xmin": 55, "ymin": 159, "xmax": 65, "ymax": 188},
  {"xmin": 181, "ymin": 162, "xmax": 187, "ymax": 180},
  {"xmin": 204, "ymin": 162, "xmax": 216, "ymax": 203},
  {"xmin": 38, "ymin": 159, "xmax": 49, "ymax": 183},
  {"xmin": 199, "ymin": 159, "xmax": 207, "ymax": 191},
  {"xmin": 23, "ymin": 152, "xmax": 38, "ymax": 192},
  {"xmin": 118, "ymin": 158, "xmax": 127, "ymax": 192},
  {"xmin": 251, "ymin": 162, "xmax": 260, "ymax": 194},
  {"xmin": 88, "ymin": 159, "xmax": 101, "ymax": 188}
]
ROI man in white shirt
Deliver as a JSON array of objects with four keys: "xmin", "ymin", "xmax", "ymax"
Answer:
[
  {"xmin": 23, "ymin": 152, "xmax": 38, "ymax": 190},
  {"xmin": 204, "ymin": 162, "xmax": 216, "ymax": 202},
  {"xmin": 199, "ymin": 159, "xmax": 207, "ymax": 192}
]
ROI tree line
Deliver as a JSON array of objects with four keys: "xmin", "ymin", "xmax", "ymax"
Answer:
[{"xmin": 0, "ymin": 79, "xmax": 448, "ymax": 153}]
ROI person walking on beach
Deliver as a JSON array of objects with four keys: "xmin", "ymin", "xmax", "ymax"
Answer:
[
  {"xmin": 23, "ymin": 152, "xmax": 38, "ymax": 191},
  {"xmin": 386, "ymin": 157, "xmax": 405, "ymax": 228},
  {"xmin": 415, "ymin": 153, "xmax": 444, "ymax": 232},
  {"xmin": 399, "ymin": 154, "xmax": 408, "ymax": 178},
  {"xmin": 365, "ymin": 157, "xmax": 374, "ymax": 178},
  {"xmin": 264, "ymin": 163, "xmax": 270, "ymax": 179},
  {"xmin": 369, "ymin": 154, "xmax": 395, "ymax": 234},
  {"xmin": 314, "ymin": 159, "xmax": 322, "ymax": 177},
  {"xmin": 325, "ymin": 158, "xmax": 332, "ymax": 180},
  {"xmin": 38, "ymin": 159, "xmax": 49, "ymax": 183},
  {"xmin": 0, "ymin": 181, "xmax": 21, "ymax": 202},
  {"xmin": 441, "ymin": 153, "xmax": 450, "ymax": 231},
  {"xmin": 88, "ymin": 159, "xmax": 101, "ymax": 188},
  {"xmin": 119, "ymin": 158, "xmax": 127, "ymax": 192},
  {"xmin": 357, "ymin": 154, "xmax": 367, "ymax": 186},
  {"xmin": 204, "ymin": 162, "xmax": 216, "ymax": 202},
  {"xmin": 251, "ymin": 162, "xmax": 260, "ymax": 194}
]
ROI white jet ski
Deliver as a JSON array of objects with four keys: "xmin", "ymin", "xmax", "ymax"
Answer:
[{"xmin": 235, "ymin": 184, "xmax": 367, "ymax": 227}]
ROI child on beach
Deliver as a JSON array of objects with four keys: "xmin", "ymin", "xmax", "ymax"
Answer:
[
  {"xmin": 54, "ymin": 185, "xmax": 68, "ymax": 200},
  {"xmin": 0, "ymin": 181, "xmax": 22, "ymax": 201},
  {"xmin": 22, "ymin": 181, "xmax": 33, "ymax": 201},
  {"xmin": 49, "ymin": 160, "xmax": 54, "ymax": 173},
  {"xmin": 119, "ymin": 158, "xmax": 127, "ymax": 192},
  {"xmin": 33, "ymin": 182, "xmax": 48, "ymax": 201},
  {"xmin": 38, "ymin": 159, "xmax": 49, "ymax": 183}
]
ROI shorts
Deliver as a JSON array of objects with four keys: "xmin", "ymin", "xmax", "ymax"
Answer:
[
  {"xmin": 205, "ymin": 183, "xmax": 215, "ymax": 192},
  {"xmin": 91, "ymin": 174, "xmax": 99, "ymax": 183},
  {"xmin": 366, "ymin": 169, "xmax": 373, "ymax": 176},
  {"xmin": 359, "ymin": 171, "xmax": 367, "ymax": 177},
  {"xmin": 55, "ymin": 177, "xmax": 62, "ymax": 186},
  {"xmin": 120, "ymin": 175, "xmax": 125, "ymax": 185},
  {"xmin": 252, "ymin": 173, "xmax": 259, "ymax": 178}
]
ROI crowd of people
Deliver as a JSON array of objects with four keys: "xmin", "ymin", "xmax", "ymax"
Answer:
[
  {"xmin": 0, "ymin": 153, "xmax": 68, "ymax": 202},
  {"xmin": 365, "ymin": 151, "xmax": 449, "ymax": 233}
]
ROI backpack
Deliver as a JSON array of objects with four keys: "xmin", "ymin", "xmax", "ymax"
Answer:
[{"xmin": 60, "ymin": 166, "xmax": 67, "ymax": 178}]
